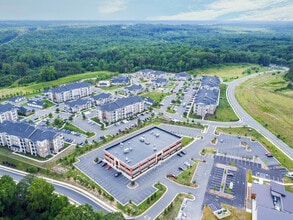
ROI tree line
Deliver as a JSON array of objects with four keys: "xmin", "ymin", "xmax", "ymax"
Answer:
[
  {"xmin": 0, "ymin": 174, "xmax": 124, "ymax": 220},
  {"xmin": 0, "ymin": 23, "xmax": 292, "ymax": 87}
]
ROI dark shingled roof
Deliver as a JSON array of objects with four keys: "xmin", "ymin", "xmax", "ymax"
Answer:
[
  {"xmin": 153, "ymin": 71, "xmax": 166, "ymax": 75},
  {"xmin": 99, "ymin": 96, "xmax": 143, "ymax": 112},
  {"xmin": 152, "ymin": 78, "xmax": 167, "ymax": 84},
  {"xmin": 92, "ymin": 93, "xmax": 111, "ymax": 100},
  {"xmin": 258, "ymin": 206, "xmax": 293, "ymax": 220},
  {"xmin": 0, "ymin": 103, "xmax": 17, "ymax": 114},
  {"xmin": 9, "ymin": 96, "xmax": 25, "ymax": 102},
  {"xmin": 66, "ymin": 99, "xmax": 91, "ymax": 108},
  {"xmin": 126, "ymin": 84, "xmax": 143, "ymax": 91},
  {"xmin": 27, "ymin": 100, "xmax": 44, "ymax": 107},
  {"xmin": 175, "ymin": 72, "xmax": 191, "ymax": 78},
  {"xmin": 111, "ymin": 76, "xmax": 130, "ymax": 84},
  {"xmin": 46, "ymin": 82, "xmax": 91, "ymax": 93},
  {"xmin": 0, "ymin": 121, "xmax": 58, "ymax": 141},
  {"xmin": 195, "ymin": 88, "xmax": 219, "ymax": 105},
  {"xmin": 201, "ymin": 76, "xmax": 220, "ymax": 87}
]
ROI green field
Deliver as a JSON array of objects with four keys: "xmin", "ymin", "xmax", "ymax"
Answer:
[
  {"xmin": 0, "ymin": 71, "xmax": 117, "ymax": 99},
  {"xmin": 64, "ymin": 122, "xmax": 95, "ymax": 138},
  {"xmin": 141, "ymin": 92, "xmax": 170, "ymax": 103},
  {"xmin": 206, "ymin": 84, "xmax": 239, "ymax": 122},
  {"xmin": 171, "ymin": 160, "xmax": 198, "ymax": 187},
  {"xmin": 189, "ymin": 63, "xmax": 265, "ymax": 82},
  {"xmin": 235, "ymin": 72, "xmax": 293, "ymax": 149}
]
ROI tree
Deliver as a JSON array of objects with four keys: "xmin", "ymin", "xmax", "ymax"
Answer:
[
  {"xmin": 26, "ymin": 178, "xmax": 55, "ymax": 214},
  {"xmin": 0, "ymin": 175, "xmax": 17, "ymax": 216}
]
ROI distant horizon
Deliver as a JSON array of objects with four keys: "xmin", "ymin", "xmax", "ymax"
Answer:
[{"xmin": 0, "ymin": 0, "xmax": 292, "ymax": 21}]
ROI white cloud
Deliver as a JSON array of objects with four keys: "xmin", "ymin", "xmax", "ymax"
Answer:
[
  {"xmin": 97, "ymin": 0, "xmax": 127, "ymax": 14},
  {"xmin": 149, "ymin": 0, "xmax": 292, "ymax": 21}
]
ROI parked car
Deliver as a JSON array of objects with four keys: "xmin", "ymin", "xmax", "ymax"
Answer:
[
  {"xmin": 227, "ymin": 172, "xmax": 234, "ymax": 177},
  {"xmin": 265, "ymin": 152, "xmax": 273, "ymax": 157},
  {"xmin": 181, "ymin": 150, "xmax": 186, "ymax": 155},
  {"xmin": 178, "ymin": 167, "xmax": 184, "ymax": 171},
  {"xmin": 106, "ymin": 165, "xmax": 112, "ymax": 170},
  {"xmin": 167, "ymin": 174, "xmax": 177, "ymax": 179},
  {"xmin": 114, "ymin": 172, "xmax": 122, "ymax": 177},
  {"xmin": 177, "ymin": 152, "xmax": 182, "ymax": 157},
  {"xmin": 102, "ymin": 162, "xmax": 107, "ymax": 167}
]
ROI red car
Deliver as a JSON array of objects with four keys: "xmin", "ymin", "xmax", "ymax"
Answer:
[{"xmin": 106, "ymin": 165, "xmax": 112, "ymax": 170}]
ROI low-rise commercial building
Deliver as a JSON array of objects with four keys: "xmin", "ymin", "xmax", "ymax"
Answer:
[
  {"xmin": 27, "ymin": 100, "xmax": 45, "ymax": 109},
  {"xmin": 0, "ymin": 121, "xmax": 64, "ymax": 158},
  {"xmin": 104, "ymin": 126, "xmax": 182, "ymax": 178},
  {"xmin": 44, "ymin": 82, "xmax": 92, "ymax": 103},
  {"xmin": 97, "ymin": 96, "xmax": 144, "ymax": 123},
  {"xmin": 0, "ymin": 103, "xmax": 18, "ymax": 123}
]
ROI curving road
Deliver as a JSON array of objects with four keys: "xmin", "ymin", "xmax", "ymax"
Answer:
[
  {"xmin": 0, "ymin": 166, "xmax": 113, "ymax": 213},
  {"xmin": 226, "ymin": 72, "xmax": 293, "ymax": 159}
]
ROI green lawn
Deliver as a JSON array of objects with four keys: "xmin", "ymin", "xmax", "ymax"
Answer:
[
  {"xmin": 206, "ymin": 84, "xmax": 239, "ymax": 122},
  {"xmin": 42, "ymin": 99, "xmax": 55, "ymax": 108},
  {"xmin": 141, "ymin": 92, "xmax": 171, "ymax": 103},
  {"xmin": 216, "ymin": 126, "xmax": 293, "ymax": 170},
  {"xmin": 170, "ymin": 160, "xmax": 198, "ymax": 187},
  {"xmin": 156, "ymin": 193, "xmax": 194, "ymax": 220},
  {"xmin": 100, "ymin": 85, "xmax": 124, "ymax": 91},
  {"xmin": 235, "ymin": 72, "xmax": 293, "ymax": 149},
  {"xmin": 64, "ymin": 122, "xmax": 95, "ymax": 138},
  {"xmin": 0, "ymin": 71, "xmax": 117, "ymax": 98},
  {"xmin": 189, "ymin": 63, "xmax": 265, "ymax": 82},
  {"xmin": 182, "ymin": 137, "xmax": 194, "ymax": 147}
]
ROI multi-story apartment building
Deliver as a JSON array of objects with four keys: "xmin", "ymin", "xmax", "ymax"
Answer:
[
  {"xmin": 193, "ymin": 88, "xmax": 220, "ymax": 117},
  {"xmin": 97, "ymin": 96, "xmax": 144, "ymax": 123},
  {"xmin": 65, "ymin": 98, "xmax": 92, "ymax": 113},
  {"xmin": 0, "ymin": 103, "xmax": 18, "ymax": 123},
  {"xmin": 0, "ymin": 121, "xmax": 64, "ymax": 158},
  {"xmin": 91, "ymin": 93, "xmax": 113, "ymax": 106},
  {"xmin": 44, "ymin": 82, "xmax": 92, "ymax": 103}
]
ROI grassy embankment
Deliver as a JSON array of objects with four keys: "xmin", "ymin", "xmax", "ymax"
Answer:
[
  {"xmin": 141, "ymin": 92, "xmax": 171, "ymax": 103},
  {"xmin": 189, "ymin": 63, "xmax": 265, "ymax": 82},
  {"xmin": 156, "ymin": 193, "xmax": 194, "ymax": 220},
  {"xmin": 235, "ymin": 72, "xmax": 293, "ymax": 149},
  {"xmin": 202, "ymin": 204, "xmax": 251, "ymax": 220},
  {"xmin": 0, "ymin": 71, "xmax": 117, "ymax": 99}
]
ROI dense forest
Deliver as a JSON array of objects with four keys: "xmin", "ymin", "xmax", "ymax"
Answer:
[
  {"xmin": 0, "ymin": 174, "xmax": 124, "ymax": 220},
  {"xmin": 0, "ymin": 21, "xmax": 292, "ymax": 87}
]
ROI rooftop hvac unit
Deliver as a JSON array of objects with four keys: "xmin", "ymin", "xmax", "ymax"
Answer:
[
  {"xmin": 120, "ymin": 143, "xmax": 124, "ymax": 147},
  {"xmin": 155, "ymin": 133, "xmax": 159, "ymax": 137},
  {"xmin": 140, "ymin": 137, "xmax": 145, "ymax": 142},
  {"xmin": 129, "ymin": 147, "xmax": 133, "ymax": 151},
  {"xmin": 124, "ymin": 148, "xmax": 129, "ymax": 153},
  {"xmin": 125, "ymin": 157, "xmax": 128, "ymax": 162},
  {"xmin": 153, "ymin": 147, "xmax": 157, "ymax": 151}
]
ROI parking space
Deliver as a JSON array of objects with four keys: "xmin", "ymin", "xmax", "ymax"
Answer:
[
  {"xmin": 215, "ymin": 134, "xmax": 280, "ymax": 166},
  {"xmin": 159, "ymin": 124, "xmax": 202, "ymax": 137}
]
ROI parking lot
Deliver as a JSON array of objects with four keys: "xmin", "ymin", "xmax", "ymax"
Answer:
[
  {"xmin": 204, "ymin": 155, "xmax": 247, "ymax": 209},
  {"xmin": 214, "ymin": 133, "xmax": 280, "ymax": 167}
]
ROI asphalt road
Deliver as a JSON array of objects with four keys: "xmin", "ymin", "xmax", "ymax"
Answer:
[
  {"xmin": 226, "ymin": 72, "xmax": 293, "ymax": 159},
  {"xmin": 0, "ymin": 166, "xmax": 111, "ymax": 213}
]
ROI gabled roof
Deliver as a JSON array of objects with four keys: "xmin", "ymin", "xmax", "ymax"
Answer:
[
  {"xmin": 201, "ymin": 76, "xmax": 220, "ymax": 87},
  {"xmin": 111, "ymin": 75, "xmax": 130, "ymax": 83},
  {"xmin": 195, "ymin": 88, "xmax": 219, "ymax": 105},
  {"xmin": 144, "ymin": 97, "xmax": 155, "ymax": 104},
  {"xmin": 99, "ymin": 96, "xmax": 143, "ymax": 112},
  {"xmin": 66, "ymin": 99, "xmax": 91, "ymax": 108},
  {"xmin": 175, "ymin": 72, "xmax": 191, "ymax": 78},
  {"xmin": 9, "ymin": 96, "xmax": 25, "ymax": 102},
  {"xmin": 126, "ymin": 84, "xmax": 143, "ymax": 91},
  {"xmin": 0, "ymin": 103, "xmax": 17, "ymax": 114},
  {"xmin": 27, "ymin": 100, "xmax": 44, "ymax": 107},
  {"xmin": 0, "ymin": 121, "xmax": 58, "ymax": 141},
  {"xmin": 46, "ymin": 82, "xmax": 91, "ymax": 93},
  {"xmin": 92, "ymin": 93, "xmax": 111, "ymax": 100},
  {"xmin": 258, "ymin": 206, "xmax": 293, "ymax": 220},
  {"xmin": 152, "ymin": 78, "xmax": 168, "ymax": 84}
]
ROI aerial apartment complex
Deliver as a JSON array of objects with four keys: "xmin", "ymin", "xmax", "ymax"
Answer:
[
  {"xmin": 0, "ymin": 121, "xmax": 64, "ymax": 158},
  {"xmin": 44, "ymin": 82, "xmax": 92, "ymax": 103},
  {"xmin": 0, "ymin": 103, "xmax": 18, "ymax": 123},
  {"xmin": 97, "ymin": 96, "xmax": 144, "ymax": 123}
]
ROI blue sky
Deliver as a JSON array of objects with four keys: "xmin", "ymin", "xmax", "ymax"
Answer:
[{"xmin": 0, "ymin": 0, "xmax": 292, "ymax": 21}]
